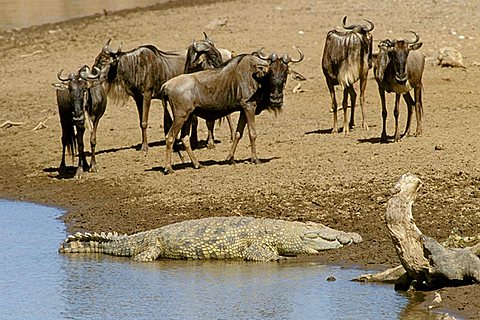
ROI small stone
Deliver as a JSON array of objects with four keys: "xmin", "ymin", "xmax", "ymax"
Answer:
[{"xmin": 326, "ymin": 276, "xmax": 336, "ymax": 281}]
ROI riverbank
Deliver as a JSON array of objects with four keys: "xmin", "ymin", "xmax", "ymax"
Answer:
[{"xmin": 1, "ymin": 0, "xmax": 479, "ymax": 318}]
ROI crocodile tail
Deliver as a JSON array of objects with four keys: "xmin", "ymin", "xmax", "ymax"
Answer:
[{"xmin": 58, "ymin": 231, "xmax": 131, "ymax": 256}]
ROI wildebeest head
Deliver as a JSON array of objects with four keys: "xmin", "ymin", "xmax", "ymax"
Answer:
[
  {"xmin": 53, "ymin": 66, "xmax": 100, "ymax": 124},
  {"xmin": 185, "ymin": 32, "xmax": 224, "ymax": 73},
  {"xmin": 54, "ymin": 71, "xmax": 88, "ymax": 123},
  {"xmin": 256, "ymin": 48, "xmax": 304, "ymax": 107},
  {"xmin": 377, "ymin": 31, "xmax": 423, "ymax": 83},
  {"xmin": 92, "ymin": 39, "xmax": 122, "ymax": 82}
]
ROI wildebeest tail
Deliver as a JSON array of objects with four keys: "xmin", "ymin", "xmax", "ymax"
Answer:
[
  {"xmin": 160, "ymin": 84, "xmax": 174, "ymax": 135},
  {"xmin": 62, "ymin": 122, "xmax": 76, "ymax": 164}
]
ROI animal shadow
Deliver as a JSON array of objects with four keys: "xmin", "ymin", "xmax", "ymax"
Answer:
[
  {"xmin": 358, "ymin": 136, "xmax": 392, "ymax": 144},
  {"xmin": 148, "ymin": 156, "xmax": 280, "ymax": 173},
  {"xmin": 305, "ymin": 128, "xmax": 334, "ymax": 135},
  {"xmin": 43, "ymin": 166, "xmax": 78, "ymax": 179}
]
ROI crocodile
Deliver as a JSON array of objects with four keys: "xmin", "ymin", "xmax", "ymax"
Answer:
[{"xmin": 59, "ymin": 216, "xmax": 362, "ymax": 262}]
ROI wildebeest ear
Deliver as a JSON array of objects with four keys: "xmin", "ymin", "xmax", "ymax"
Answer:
[
  {"xmin": 254, "ymin": 63, "xmax": 268, "ymax": 78},
  {"xmin": 52, "ymin": 83, "xmax": 68, "ymax": 90},
  {"xmin": 409, "ymin": 42, "xmax": 423, "ymax": 51},
  {"xmin": 289, "ymin": 70, "xmax": 306, "ymax": 81},
  {"xmin": 375, "ymin": 50, "xmax": 390, "ymax": 81}
]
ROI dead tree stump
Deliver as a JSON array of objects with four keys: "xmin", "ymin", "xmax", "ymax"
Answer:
[{"xmin": 355, "ymin": 173, "xmax": 480, "ymax": 291}]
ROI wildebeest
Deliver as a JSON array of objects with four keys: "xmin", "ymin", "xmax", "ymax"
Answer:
[
  {"xmin": 374, "ymin": 31, "xmax": 425, "ymax": 142},
  {"xmin": 176, "ymin": 35, "xmax": 235, "ymax": 149},
  {"xmin": 161, "ymin": 48, "xmax": 304, "ymax": 174},
  {"xmin": 93, "ymin": 34, "xmax": 231, "ymax": 152},
  {"xmin": 322, "ymin": 16, "xmax": 374, "ymax": 134},
  {"xmin": 53, "ymin": 66, "xmax": 107, "ymax": 178}
]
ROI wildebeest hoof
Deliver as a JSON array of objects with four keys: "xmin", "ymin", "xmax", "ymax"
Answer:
[
  {"xmin": 194, "ymin": 163, "xmax": 204, "ymax": 169},
  {"xmin": 163, "ymin": 167, "xmax": 174, "ymax": 175},
  {"xmin": 226, "ymin": 156, "xmax": 235, "ymax": 165},
  {"xmin": 251, "ymin": 159, "xmax": 261, "ymax": 165}
]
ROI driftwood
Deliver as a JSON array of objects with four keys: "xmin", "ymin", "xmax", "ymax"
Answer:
[
  {"xmin": 0, "ymin": 120, "xmax": 25, "ymax": 128},
  {"xmin": 354, "ymin": 173, "xmax": 480, "ymax": 291},
  {"xmin": 32, "ymin": 117, "xmax": 50, "ymax": 131}
]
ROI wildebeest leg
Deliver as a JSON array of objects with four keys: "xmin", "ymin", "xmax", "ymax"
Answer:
[
  {"xmin": 190, "ymin": 115, "xmax": 199, "ymax": 149},
  {"xmin": 163, "ymin": 101, "xmax": 186, "ymax": 163},
  {"xmin": 206, "ymin": 119, "xmax": 216, "ymax": 149},
  {"xmin": 414, "ymin": 85, "xmax": 423, "ymax": 136},
  {"xmin": 326, "ymin": 81, "xmax": 339, "ymax": 134},
  {"xmin": 206, "ymin": 114, "xmax": 235, "ymax": 149},
  {"xmin": 379, "ymin": 87, "xmax": 388, "ymax": 143},
  {"xmin": 180, "ymin": 117, "xmax": 202, "ymax": 169},
  {"xmin": 243, "ymin": 105, "xmax": 260, "ymax": 164},
  {"xmin": 134, "ymin": 93, "xmax": 151, "ymax": 152},
  {"xmin": 226, "ymin": 111, "xmax": 247, "ymax": 164},
  {"xmin": 59, "ymin": 143, "xmax": 67, "ymax": 173},
  {"xmin": 75, "ymin": 125, "xmax": 89, "ymax": 179},
  {"xmin": 346, "ymin": 85, "xmax": 357, "ymax": 131},
  {"xmin": 88, "ymin": 118, "xmax": 100, "ymax": 173},
  {"xmin": 164, "ymin": 109, "xmax": 190, "ymax": 174},
  {"xmin": 394, "ymin": 93, "xmax": 402, "ymax": 142},
  {"xmin": 402, "ymin": 92, "xmax": 415, "ymax": 137},
  {"xmin": 59, "ymin": 129, "xmax": 71, "ymax": 174},
  {"xmin": 342, "ymin": 87, "xmax": 350, "ymax": 134},
  {"xmin": 359, "ymin": 76, "xmax": 369, "ymax": 130},
  {"xmin": 226, "ymin": 114, "xmax": 235, "ymax": 141}
]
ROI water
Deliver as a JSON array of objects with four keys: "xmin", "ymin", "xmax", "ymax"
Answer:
[
  {"xmin": 0, "ymin": 0, "xmax": 167, "ymax": 31},
  {"xmin": 0, "ymin": 199, "xmax": 413, "ymax": 320}
]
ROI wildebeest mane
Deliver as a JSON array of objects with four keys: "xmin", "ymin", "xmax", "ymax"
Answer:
[
  {"xmin": 105, "ymin": 45, "xmax": 184, "ymax": 105},
  {"xmin": 139, "ymin": 44, "xmax": 182, "ymax": 58}
]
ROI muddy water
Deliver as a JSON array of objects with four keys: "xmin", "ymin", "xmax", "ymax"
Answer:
[
  {"xmin": 0, "ymin": 0, "xmax": 167, "ymax": 31},
  {"xmin": 1, "ymin": 199, "xmax": 438, "ymax": 320}
]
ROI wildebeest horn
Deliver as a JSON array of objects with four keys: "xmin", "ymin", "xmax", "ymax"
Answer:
[
  {"xmin": 80, "ymin": 65, "xmax": 101, "ymax": 80},
  {"xmin": 257, "ymin": 48, "xmax": 270, "ymax": 60},
  {"xmin": 193, "ymin": 40, "xmax": 210, "ymax": 52},
  {"xmin": 405, "ymin": 30, "xmax": 419, "ymax": 44},
  {"xmin": 203, "ymin": 32, "xmax": 214, "ymax": 44},
  {"xmin": 116, "ymin": 42, "xmax": 123, "ymax": 54},
  {"xmin": 363, "ymin": 18, "xmax": 374, "ymax": 32},
  {"xmin": 102, "ymin": 38, "xmax": 114, "ymax": 54},
  {"xmin": 57, "ymin": 69, "xmax": 73, "ymax": 82},
  {"xmin": 289, "ymin": 47, "xmax": 304, "ymax": 64},
  {"xmin": 342, "ymin": 16, "xmax": 356, "ymax": 30}
]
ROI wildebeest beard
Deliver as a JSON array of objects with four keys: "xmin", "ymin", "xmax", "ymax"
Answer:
[{"xmin": 253, "ymin": 71, "xmax": 284, "ymax": 116}]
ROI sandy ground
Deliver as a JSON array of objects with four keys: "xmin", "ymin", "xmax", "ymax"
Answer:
[{"xmin": 1, "ymin": 0, "xmax": 479, "ymax": 318}]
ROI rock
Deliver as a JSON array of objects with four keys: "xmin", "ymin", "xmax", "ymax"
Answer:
[
  {"xmin": 326, "ymin": 276, "xmax": 336, "ymax": 281},
  {"xmin": 204, "ymin": 18, "xmax": 228, "ymax": 30},
  {"xmin": 437, "ymin": 47, "xmax": 466, "ymax": 68}
]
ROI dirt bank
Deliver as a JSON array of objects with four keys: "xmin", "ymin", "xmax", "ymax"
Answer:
[{"xmin": 1, "ymin": 0, "xmax": 479, "ymax": 318}]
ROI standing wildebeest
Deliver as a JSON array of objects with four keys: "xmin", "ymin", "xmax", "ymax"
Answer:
[
  {"xmin": 161, "ymin": 48, "xmax": 304, "ymax": 174},
  {"xmin": 175, "ymin": 36, "xmax": 235, "ymax": 149},
  {"xmin": 53, "ymin": 66, "xmax": 106, "ymax": 179},
  {"xmin": 374, "ymin": 31, "xmax": 425, "ymax": 142},
  {"xmin": 93, "ymin": 34, "xmax": 231, "ymax": 152},
  {"xmin": 322, "ymin": 16, "xmax": 374, "ymax": 134}
]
